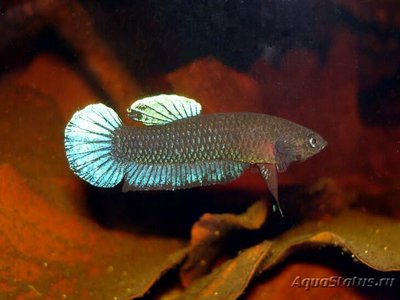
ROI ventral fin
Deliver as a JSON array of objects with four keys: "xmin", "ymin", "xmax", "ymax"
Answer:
[
  {"xmin": 258, "ymin": 164, "xmax": 284, "ymax": 217},
  {"xmin": 127, "ymin": 94, "xmax": 202, "ymax": 126}
]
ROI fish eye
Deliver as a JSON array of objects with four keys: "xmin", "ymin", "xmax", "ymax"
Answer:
[{"xmin": 308, "ymin": 135, "xmax": 318, "ymax": 148}]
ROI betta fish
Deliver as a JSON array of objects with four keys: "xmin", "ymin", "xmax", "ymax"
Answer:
[{"xmin": 65, "ymin": 94, "xmax": 327, "ymax": 216}]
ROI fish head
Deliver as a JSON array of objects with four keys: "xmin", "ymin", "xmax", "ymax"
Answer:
[
  {"xmin": 298, "ymin": 130, "xmax": 327, "ymax": 161},
  {"xmin": 276, "ymin": 126, "xmax": 327, "ymax": 163}
]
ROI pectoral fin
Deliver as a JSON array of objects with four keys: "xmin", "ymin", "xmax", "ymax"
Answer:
[
  {"xmin": 258, "ymin": 164, "xmax": 284, "ymax": 217},
  {"xmin": 275, "ymin": 155, "xmax": 289, "ymax": 173}
]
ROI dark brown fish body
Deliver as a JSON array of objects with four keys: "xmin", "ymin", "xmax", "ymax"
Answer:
[
  {"xmin": 65, "ymin": 95, "xmax": 327, "ymax": 216},
  {"xmin": 113, "ymin": 113, "xmax": 318, "ymax": 166}
]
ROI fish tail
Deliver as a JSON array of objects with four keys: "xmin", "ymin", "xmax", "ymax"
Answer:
[{"xmin": 64, "ymin": 103, "xmax": 124, "ymax": 187}]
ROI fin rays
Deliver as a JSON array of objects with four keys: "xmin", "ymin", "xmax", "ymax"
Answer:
[
  {"xmin": 123, "ymin": 161, "xmax": 248, "ymax": 191},
  {"xmin": 65, "ymin": 103, "xmax": 124, "ymax": 188},
  {"xmin": 128, "ymin": 94, "xmax": 202, "ymax": 126}
]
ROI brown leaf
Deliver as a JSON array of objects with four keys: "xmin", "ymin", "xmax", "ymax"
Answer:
[
  {"xmin": 263, "ymin": 210, "xmax": 400, "ymax": 272},
  {"xmin": 178, "ymin": 211, "xmax": 399, "ymax": 300},
  {"xmin": 0, "ymin": 164, "xmax": 187, "ymax": 299},
  {"xmin": 46, "ymin": 0, "xmax": 144, "ymax": 107},
  {"xmin": 246, "ymin": 263, "xmax": 366, "ymax": 300},
  {"xmin": 178, "ymin": 241, "xmax": 272, "ymax": 300},
  {"xmin": 0, "ymin": 85, "xmax": 187, "ymax": 299},
  {"xmin": 3, "ymin": 54, "xmax": 98, "ymax": 122},
  {"xmin": 166, "ymin": 58, "xmax": 264, "ymax": 113},
  {"xmin": 0, "ymin": 84, "xmax": 68, "ymax": 179},
  {"xmin": 180, "ymin": 200, "xmax": 268, "ymax": 286}
]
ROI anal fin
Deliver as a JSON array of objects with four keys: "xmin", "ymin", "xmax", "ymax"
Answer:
[
  {"xmin": 258, "ymin": 164, "xmax": 284, "ymax": 217},
  {"xmin": 123, "ymin": 161, "xmax": 249, "ymax": 191}
]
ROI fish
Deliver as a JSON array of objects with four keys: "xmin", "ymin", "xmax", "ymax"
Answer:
[{"xmin": 64, "ymin": 94, "xmax": 327, "ymax": 216}]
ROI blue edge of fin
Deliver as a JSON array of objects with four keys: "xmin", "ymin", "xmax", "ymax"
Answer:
[{"xmin": 122, "ymin": 161, "xmax": 249, "ymax": 191}]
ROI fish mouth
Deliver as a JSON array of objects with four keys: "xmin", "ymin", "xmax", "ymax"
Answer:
[{"xmin": 321, "ymin": 140, "xmax": 328, "ymax": 150}]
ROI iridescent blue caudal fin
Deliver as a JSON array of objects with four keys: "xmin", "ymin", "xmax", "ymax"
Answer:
[{"xmin": 64, "ymin": 104, "xmax": 124, "ymax": 187}]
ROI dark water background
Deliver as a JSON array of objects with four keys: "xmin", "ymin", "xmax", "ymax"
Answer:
[{"xmin": 0, "ymin": 1, "xmax": 399, "ymax": 299}]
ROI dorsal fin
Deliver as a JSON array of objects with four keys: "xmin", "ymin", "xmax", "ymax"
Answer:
[{"xmin": 127, "ymin": 94, "xmax": 202, "ymax": 125}]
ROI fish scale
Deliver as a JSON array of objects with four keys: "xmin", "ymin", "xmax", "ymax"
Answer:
[
  {"xmin": 113, "ymin": 114, "xmax": 274, "ymax": 165},
  {"xmin": 65, "ymin": 94, "xmax": 327, "ymax": 217}
]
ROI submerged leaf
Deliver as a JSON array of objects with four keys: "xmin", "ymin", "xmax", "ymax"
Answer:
[
  {"xmin": 178, "ymin": 241, "xmax": 272, "ymax": 300},
  {"xmin": 263, "ymin": 210, "xmax": 400, "ymax": 272},
  {"xmin": 167, "ymin": 58, "xmax": 264, "ymax": 114},
  {"xmin": 181, "ymin": 200, "xmax": 268, "ymax": 286},
  {"xmin": 0, "ymin": 164, "xmax": 187, "ymax": 299},
  {"xmin": 246, "ymin": 263, "xmax": 367, "ymax": 300},
  {"xmin": 0, "ymin": 85, "xmax": 187, "ymax": 299},
  {"xmin": 178, "ymin": 211, "xmax": 400, "ymax": 300}
]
